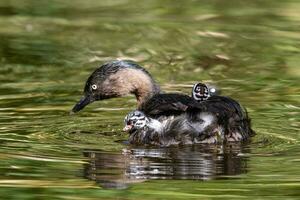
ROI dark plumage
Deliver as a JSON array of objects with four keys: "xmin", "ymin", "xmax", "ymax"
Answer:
[
  {"xmin": 189, "ymin": 95, "xmax": 255, "ymax": 141},
  {"xmin": 190, "ymin": 82, "xmax": 254, "ymax": 141},
  {"xmin": 140, "ymin": 93, "xmax": 199, "ymax": 117}
]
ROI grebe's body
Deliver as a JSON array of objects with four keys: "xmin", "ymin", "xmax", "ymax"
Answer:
[{"xmin": 72, "ymin": 60, "xmax": 255, "ymax": 145}]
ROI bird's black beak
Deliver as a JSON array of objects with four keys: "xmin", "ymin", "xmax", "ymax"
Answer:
[{"xmin": 71, "ymin": 95, "xmax": 94, "ymax": 114}]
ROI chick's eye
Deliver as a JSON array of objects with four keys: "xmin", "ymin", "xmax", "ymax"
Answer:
[{"xmin": 91, "ymin": 84, "xmax": 97, "ymax": 90}]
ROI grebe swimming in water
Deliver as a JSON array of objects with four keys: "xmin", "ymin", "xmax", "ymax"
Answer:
[{"xmin": 71, "ymin": 60, "xmax": 254, "ymax": 144}]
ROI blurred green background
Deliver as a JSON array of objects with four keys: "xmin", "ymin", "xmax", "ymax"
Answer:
[{"xmin": 0, "ymin": 0, "xmax": 299, "ymax": 199}]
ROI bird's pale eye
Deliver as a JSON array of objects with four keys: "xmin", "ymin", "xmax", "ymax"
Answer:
[{"xmin": 91, "ymin": 84, "xmax": 97, "ymax": 90}]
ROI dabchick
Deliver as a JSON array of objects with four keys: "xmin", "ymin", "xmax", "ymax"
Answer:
[{"xmin": 192, "ymin": 82, "xmax": 218, "ymax": 102}]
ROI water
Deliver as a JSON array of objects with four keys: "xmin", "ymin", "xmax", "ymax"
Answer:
[{"xmin": 0, "ymin": 0, "xmax": 299, "ymax": 199}]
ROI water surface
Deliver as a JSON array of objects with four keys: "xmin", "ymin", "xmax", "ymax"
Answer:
[{"xmin": 0, "ymin": 0, "xmax": 299, "ymax": 199}]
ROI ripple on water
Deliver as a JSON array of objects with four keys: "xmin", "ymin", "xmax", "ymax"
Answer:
[{"xmin": 0, "ymin": 0, "xmax": 300, "ymax": 199}]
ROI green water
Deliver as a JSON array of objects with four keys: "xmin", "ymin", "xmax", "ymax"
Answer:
[{"xmin": 0, "ymin": 0, "xmax": 299, "ymax": 199}]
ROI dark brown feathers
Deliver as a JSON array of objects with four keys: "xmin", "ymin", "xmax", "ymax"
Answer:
[{"xmin": 139, "ymin": 93, "xmax": 199, "ymax": 117}]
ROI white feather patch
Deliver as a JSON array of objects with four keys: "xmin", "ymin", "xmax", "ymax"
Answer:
[
  {"xmin": 148, "ymin": 119, "xmax": 164, "ymax": 133},
  {"xmin": 199, "ymin": 112, "xmax": 215, "ymax": 129}
]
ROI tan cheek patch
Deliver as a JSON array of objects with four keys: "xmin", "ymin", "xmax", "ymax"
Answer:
[{"xmin": 102, "ymin": 68, "xmax": 154, "ymax": 102}]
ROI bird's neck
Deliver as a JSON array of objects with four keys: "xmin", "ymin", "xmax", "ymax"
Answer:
[
  {"xmin": 120, "ymin": 68, "xmax": 160, "ymax": 107},
  {"xmin": 135, "ymin": 85, "xmax": 160, "ymax": 108},
  {"xmin": 105, "ymin": 67, "xmax": 160, "ymax": 107}
]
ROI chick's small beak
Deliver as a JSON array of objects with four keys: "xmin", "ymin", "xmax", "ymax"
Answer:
[
  {"xmin": 71, "ymin": 95, "xmax": 94, "ymax": 114},
  {"xmin": 123, "ymin": 124, "xmax": 133, "ymax": 132}
]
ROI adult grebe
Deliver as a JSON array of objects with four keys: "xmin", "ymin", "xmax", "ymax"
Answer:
[{"xmin": 71, "ymin": 60, "xmax": 254, "ymax": 142}]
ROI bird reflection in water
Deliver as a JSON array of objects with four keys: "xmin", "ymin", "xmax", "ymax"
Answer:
[{"xmin": 83, "ymin": 143, "xmax": 250, "ymax": 189}]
